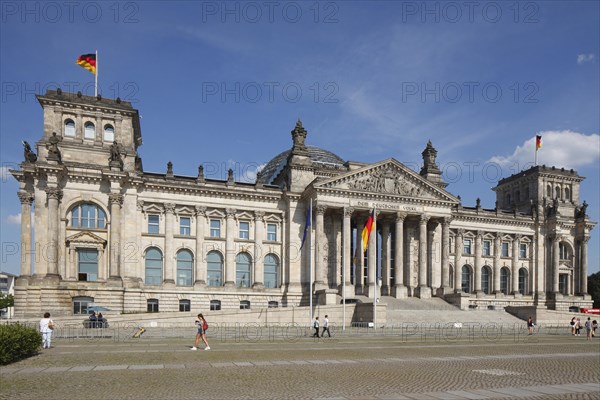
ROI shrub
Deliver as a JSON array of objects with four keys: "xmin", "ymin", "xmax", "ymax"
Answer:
[{"xmin": 0, "ymin": 323, "xmax": 41, "ymax": 365}]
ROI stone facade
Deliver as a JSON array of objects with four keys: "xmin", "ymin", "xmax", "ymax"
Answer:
[{"xmin": 10, "ymin": 90, "xmax": 595, "ymax": 317}]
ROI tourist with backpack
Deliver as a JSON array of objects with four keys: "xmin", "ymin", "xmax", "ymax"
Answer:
[{"xmin": 191, "ymin": 313, "xmax": 210, "ymax": 351}]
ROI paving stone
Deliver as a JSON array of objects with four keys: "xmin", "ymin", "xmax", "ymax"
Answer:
[
  {"xmin": 520, "ymin": 385, "xmax": 570, "ymax": 395},
  {"xmin": 43, "ymin": 367, "xmax": 70, "ymax": 372},
  {"xmin": 445, "ymin": 390, "xmax": 489, "ymax": 399},
  {"xmin": 233, "ymin": 362, "xmax": 253, "ymax": 367},
  {"xmin": 422, "ymin": 391, "xmax": 463, "ymax": 399},
  {"xmin": 17, "ymin": 368, "xmax": 46, "ymax": 373},
  {"xmin": 557, "ymin": 384, "xmax": 595, "ymax": 393},
  {"xmin": 93, "ymin": 365, "xmax": 128, "ymax": 371},
  {"xmin": 69, "ymin": 366, "xmax": 94, "ymax": 372},
  {"xmin": 486, "ymin": 387, "xmax": 542, "ymax": 397},
  {"xmin": 0, "ymin": 368, "xmax": 21, "ymax": 374},
  {"xmin": 251, "ymin": 361, "xmax": 273, "ymax": 366},
  {"xmin": 163, "ymin": 364, "xmax": 186, "ymax": 369},
  {"xmin": 375, "ymin": 394, "xmax": 411, "ymax": 400},
  {"xmin": 210, "ymin": 362, "xmax": 235, "ymax": 367}
]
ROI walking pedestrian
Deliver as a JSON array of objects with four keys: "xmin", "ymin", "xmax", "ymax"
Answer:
[
  {"xmin": 527, "ymin": 316, "xmax": 535, "ymax": 335},
  {"xmin": 575, "ymin": 318, "xmax": 581, "ymax": 336},
  {"xmin": 592, "ymin": 320, "xmax": 598, "ymax": 337},
  {"xmin": 191, "ymin": 313, "xmax": 210, "ymax": 350},
  {"xmin": 39, "ymin": 312, "xmax": 55, "ymax": 349},
  {"xmin": 570, "ymin": 317, "xmax": 576, "ymax": 335},
  {"xmin": 322, "ymin": 315, "xmax": 331, "ymax": 337},
  {"xmin": 585, "ymin": 317, "xmax": 593, "ymax": 341},
  {"xmin": 313, "ymin": 316, "xmax": 320, "ymax": 338}
]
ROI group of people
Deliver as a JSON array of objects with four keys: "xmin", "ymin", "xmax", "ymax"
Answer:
[
  {"xmin": 570, "ymin": 317, "xmax": 597, "ymax": 340},
  {"xmin": 312, "ymin": 315, "xmax": 332, "ymax": 338},
  {"xmin": 88, "ymin": 311, "xmax": 107, "ymax": 328}
]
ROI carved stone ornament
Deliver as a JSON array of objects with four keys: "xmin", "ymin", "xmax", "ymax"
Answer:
[
  {"xmin": 315, "ymin": 205, "xmax": 327, "ymax": 215},
  {"xmin": 109, "ymin": 141, "xmax": 125, "ymax": 170},
  {"xmin": 22, "ymin": 140, "xmax": 37, "ymax": 163},
  {"xmin": 254, "ymin": 211, "xmax": 265, "ymax": 221},
  {"xmin": 136, "ymin": 200, "xmax": 144, "ymax": 211},
  {"xmin": 18, "ymin": 191, "xmax": 34, "ymax": 205},
  {"xmin": 46, "ymin": 132, "xmax": 62, "ymax": 163},
  {"xmin": 195, "ymin": 206, "xmax": 207, "ymax": 216},
  {"xmin": 45, "ymin": 187, "xmax": 62, "ymax": 201},
  {"xmin": 226, "ymin": 208, "xmax": 237, "ymax": 217},
  {"xmin": 344, "ymin": 207, "xmax": 354, "ymax": 217},
  {"xmin": 164, "ymin": 203, "xmax": 176, "ymax": 213},
  {"xmin": 420, "ymin": 214, "xmax": 430, "ymax": 224},
  {"xmin": 108, "ymin": 193, "xmax": 124, "ymax": 207},
  {"xmin": 347, "ymin": 167, "xmax": 424, "ymax": 197}
]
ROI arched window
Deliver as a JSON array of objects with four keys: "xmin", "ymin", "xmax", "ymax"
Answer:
[
  {"xmin": 506, "ymin": 193, "xmax": 511, "ymax": 205},
  {"xmin": 103, "ymin": 124, "xmax": 115, "ymax": 142},
  {"xmin": 564, "ymin": 187, "xmax": 571, "ymax": 201},
  {"xmin": 71, "ymin": 203, "xmax": 106, "ymax": 229},
  {"xmin": 207, "ymin": 251, "xmax": 223, "ymax": 287},
  {"xmin": 518, "ymin": 268, "xmax": 528, "ymax": 295},
  {"xmin": 64, "ymin": 119, "xmax": 75, "ymax": 137},
  {"xmin": 481, "ymin": 266, "xmax": 491, "ymax": 294},
  {"xmin": 515, "ymin": 190, "xmax": 520, "ymax": 202},
  {"xmin": 84, "ymin": 122, "xmax": 95, "ymax": 139},
  {"xmin": 461, "ymin": 265, "xmax": 472, "ymax": 293},
  {"xmin": 559, "ymin": 243, "xmax": 570, "ymax": 260},
  {"xmin": 555, "ymin": 186, "xmax": 561, "ymax": 199},
  {"xmin": 236, "ymin": 252, "xmax": 252, "ymax": 288},
  {"xmin": 264, "ymin": 253, "xmax": 279, "ymax": 289},
  {"xmin": 145, "ymin": 247, "xmax": 163, "ymax": 285},
  {"xmin": 500, "ymin": 267, "xmax": 510, "ymax": 294},
  {"xmin": 176, "ymin": 249, "xmax": 193, "ymax": 286},
  {"xmin": 546, "ymin": 185, "xmax": 552, "ymax": 198}
]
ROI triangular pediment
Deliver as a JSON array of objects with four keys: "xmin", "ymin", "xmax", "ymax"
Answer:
[
  {"xmin": 314, "ymin": 159, "xmax": 459, "ymax": 203},
  {"xmin": 66, "ymin": 231, "xmax": 107, "ymax": 246}
]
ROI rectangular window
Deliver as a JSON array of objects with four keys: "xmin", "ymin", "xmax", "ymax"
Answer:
[
  {"xmin": 520, "ymin": 243, "xmax": 527, "ymax": 258},
  {"xmin": 483, "ymin": 240, "xmax": 491, "ymax": 256},
  {"xmin": 147, "ymin": 299, "xmax": 159, "ymax": 313},
  {"xmin": 210, "ymin": 219, "xmax": 221, "ymax": 238},
  {"xmin": 78, "ymin": 249, "xmax": 98, "ymax": 282},
  {"xmin": 267, "ymin": 223, "xmax": 277, "ymax": 241},
  {"xmin": 239, "ymin": 221, "xmax": 250, "ymax": 239},
  {"xmin": 148, "ymin": 214, "xmax": 160, "ymax": 234},
  {"xmin": 180, "ymin": 217, "xmax": 191, "ymax": 236},
  {"xmin": 463, "ymin": 239, "xmax": 472, "ymax": 255},
  {"xmin": 501, "ymin": 242, "xmax": 509, "ymax": 257},
  {"xmin": 179, "ymin": 300, "xmax": 190, "ymax": 312}
]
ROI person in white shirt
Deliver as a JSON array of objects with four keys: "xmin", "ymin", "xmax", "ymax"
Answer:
[
  {"xmin": 322, "ymin": 315, "xmax": 331, "ymax": 337},
  {"xmin": 39, "ymin": 312, "xmax": 54, "ymax": 349}
]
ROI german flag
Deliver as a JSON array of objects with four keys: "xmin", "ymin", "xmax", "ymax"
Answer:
[
  {"xmin": 361, "ymin": 209, "xmax": 375, "ymax": 251},
  {"xmin": 76, "ymin": 53, "xmax": 96, "ymax": 75},
  {"xmin": 536, "ymin": 135, "xmax": 542, "ymax": 150}
]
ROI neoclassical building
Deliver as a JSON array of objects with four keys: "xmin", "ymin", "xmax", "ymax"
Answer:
[{"xmin": 10, "ymin": 90, "xmax": 595, "ymax": 317}]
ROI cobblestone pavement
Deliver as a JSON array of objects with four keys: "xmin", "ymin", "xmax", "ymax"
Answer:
[{"xmin": 1, "ymin": 332, "xmax": 599, "ymax": 400}]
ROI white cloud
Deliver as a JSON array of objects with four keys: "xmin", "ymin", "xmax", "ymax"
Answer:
[
  {"xmin": 6, "ymin": 213, "xmax": 21, "ymax": 224},
  {"xmin": 488, "ymin": 130, "xmax": 600, "ymax": 171},
  {"xmin": 577, "ymin": 53, "xmax": 595, "ymax": 65}
]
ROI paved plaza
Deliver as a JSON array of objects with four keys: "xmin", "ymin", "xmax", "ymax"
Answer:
[{"xmin": 1, "ymin": 329, "xmax": 599, "ymax": 400}]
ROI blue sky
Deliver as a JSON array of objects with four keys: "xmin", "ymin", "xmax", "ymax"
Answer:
[{"xmin": 1, "ymin": 1, "xmax": 599, "ymax": 276}]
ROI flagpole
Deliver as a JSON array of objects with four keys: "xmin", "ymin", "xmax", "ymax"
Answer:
[
  {"xmin": 95, "ymin": 50, "xmax": 98, "ymax": 97},
  {"xmin": 309, "ymin": 199, "xmax": 313, "ymax": 329},
  {"xmin": 534, "ymin": 137, "xmax": 538, "ymax": 166},
  {"xmin": 373, "ymin": 206, "xmax": 377, "ymax": 331},
  {"xmin": 342, "ymin": 207, "xmax": 346, "ymax": 332}
]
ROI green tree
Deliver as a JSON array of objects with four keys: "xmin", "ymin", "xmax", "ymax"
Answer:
[
  {"xmin": 0, "ymin": 293, "xmax": 14, "ymax": 310},
  {"xmin": 589, "ymin": 272, "xmax": 600, "ymax": 308}
]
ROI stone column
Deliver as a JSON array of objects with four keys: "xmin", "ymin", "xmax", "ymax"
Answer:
[
  {"xmin": 342, "ymin": 207, "xmax": 354, "ymax": 295},
  {"xmin": 366, "ymin": 211, "xmax": 378, "ymax": 298},
  {"xmin": 314, "ymin": 205, "xmax": 327, "ymax": 290},
  {"xmin": 194, "ymin": 206, "xmax": 206, "ymax": 285},
  {"xmin": 355, "ymin": 217, "xmax": 365, "ymax": 293},
  {"xmin": 108, "ymin": 193, "xmax": 124, "ymax": 280},
  {"xmin": 163, "ymin": 203, "xmax": 175, "ymax": 284},
  {"xmin": 579, "ymin": 236, "xmax": 589, "ymax": 295},
  {"xmin": 45, "ymin": 187, "xmax": 62, "ymax": 277},
  {"xmin": 440, "ymin": 217, "xmax": 451, "ymax": 293},
  {"xmin": 454, "ymin": 229, "xmax": 463, "ymax": 292},
  {"xmin": 253, "ymin": 211, "xmax": 265, "ymax": 288},
  {"xmin": 381, "ymin": 220, "xmax": 390, "ymax": 295},
  {"xmin": 474, "ymin": 231, "xmax": 483, "ymax": 293},
  {"xmin": 512, "ymin": 235, "xmax": 520, "ymax": 295},
  {"xmin": 18, "ymin": 192, "xmax": 34, "ymax": 277},
  {"xmin": 394, "ymin": 212, "xmax": 407, "ymax": 298},
  {"xmin": 493, "ymin": 234, "xmax": 501, "ymax": 294},
  {"xmin": 224, "ymin": 208, "xmax": 236, "ymax": 287},
  {"xmin": 417, "ymin": 214, "xmax": 430, "ymax": 298},
  {"xmin": 552, "ymin": 235, "xmax": 560, "ymax": 294}
]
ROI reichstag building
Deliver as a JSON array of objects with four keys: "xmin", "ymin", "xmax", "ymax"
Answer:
[{"xmin": 10, "ymin": 90, "xmax": 595, "ymax": 317}]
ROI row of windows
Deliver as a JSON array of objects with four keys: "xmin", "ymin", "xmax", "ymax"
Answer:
[
  {"xmin": 456, "ymin": 265, "xmax": 529, "ymax": 295},
  {"xmin": 546, "ymin": 184, "xmax": 572, "ymax": 201},
  {"xmin": 148, "ymin": 214, "xmax": 278, "ymax": 241},
  {"xmin": 72, "ymin": 297, "xmax": 278, "ymax": 315},
  {"xmin": 68, "ymin": 204, "xmax": 279, "ymax": 242},
  {"xmin": 64, "ymin": 119, "xmax": 115, "ymax": 141},
  {"xmin": 460, "ymin": 239, "xmax": 528, "ymax": 258}
]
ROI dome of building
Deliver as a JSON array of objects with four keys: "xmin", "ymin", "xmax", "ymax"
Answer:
[{"xmin": 257, "ymin": 146, "xmax": 346, "ymax": 185}]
